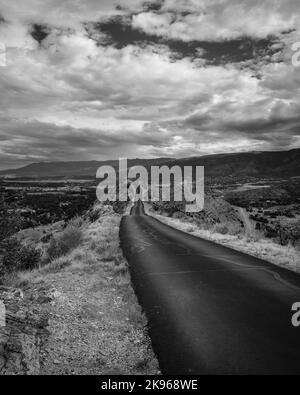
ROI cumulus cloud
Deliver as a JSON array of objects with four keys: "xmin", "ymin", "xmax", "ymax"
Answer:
[
  {"xmin": 0, "ymin": 0, "xmax": 299, "ymax": 169},
  {"xmin": 0, "ymin": 117, "xmax": 163, "ymax": 168},
  {"xmin": 133, "ymin": 0, "xmax": 300, "ymax": 41}
]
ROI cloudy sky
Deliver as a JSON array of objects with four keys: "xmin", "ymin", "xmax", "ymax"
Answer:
[{"xmin": 0, "ymin": 0, "xmax": 300, "ymax": 169}]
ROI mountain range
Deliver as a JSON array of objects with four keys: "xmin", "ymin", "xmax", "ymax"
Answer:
[{"xmin": 0, "ymin": 149, "xmax": 299, "ymax": 178}]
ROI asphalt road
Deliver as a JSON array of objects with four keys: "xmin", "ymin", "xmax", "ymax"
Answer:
[{"xmin": 120, "ymin": 201, "xmax": 300, "ymax": 375}]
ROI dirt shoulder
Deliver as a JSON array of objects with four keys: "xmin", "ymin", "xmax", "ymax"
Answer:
[{"xmin": 1, "ymin": 205, "xmax": 159, "ymax": 375}]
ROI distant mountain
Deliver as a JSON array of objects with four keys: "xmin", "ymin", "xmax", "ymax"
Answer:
[
  {"xmin": 0, "ymin": 149, "xmax": 299, "ymax": 178},
  {"xmin": 0, "ymin": 158, "xmax": 172, "ymax": 178},
  {"xmin": 169, "ymin": 149, "xmax": 300, "ymax": 177}
]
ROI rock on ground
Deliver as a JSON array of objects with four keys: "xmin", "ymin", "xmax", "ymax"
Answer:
[{"xmin": 0, "ymin": 285, "xmax": 51, "ymax": 375}]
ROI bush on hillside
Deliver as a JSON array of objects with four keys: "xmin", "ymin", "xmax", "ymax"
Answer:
[
  {"xmin": 0, "ymin": 238, "xmax": 41, "ymax": 276},
  {"xmin": 67, "ymin": 216, "xmax": 86, "ymax": 228},
  {"xmin": 88, "ymin": 210, "xmax": 101, "ymax": 223},
  {"xmin": 213, "ymin": 223, "xmax": 229, "ymax": 235},
  {"xmin": 47, "ymin": 226, "xmax": 83, "ymax": 261}
]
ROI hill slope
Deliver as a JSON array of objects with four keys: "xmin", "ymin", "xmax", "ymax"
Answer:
[
  {"xmin": 0, "ymin": 149, "xmax": 299, "ymax": 178},
  {"xmin": 167, "ymin": 149, "xmax": 300, "ymax": 177}
]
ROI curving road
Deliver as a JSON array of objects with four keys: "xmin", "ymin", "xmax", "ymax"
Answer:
[{"xmin": 120, "ymin": 201, "xmax": 300, "ymax": 375}]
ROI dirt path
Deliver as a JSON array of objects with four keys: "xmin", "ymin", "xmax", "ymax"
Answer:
[
  {"xmin": 36, "ymin": 211, "xmax": 159, "ymax": 375},
  {"xmin": 40, "ymin": 264, "xmax": 157, "ymax": 374}
]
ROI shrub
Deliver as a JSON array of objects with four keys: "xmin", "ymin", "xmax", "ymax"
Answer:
[
  {"xmin": 0, "ymin": 212, "xmax": 22, "ymax": 242},
  {"xmin": 42, "ymin": 256, "xmax": 73, "ymax": 273},
  {"xmin": 88, "ymin": 210, "xmax": 100, "ymax": 223},
  {"xmin": 41, "ymin": 233, "xmax": 52, "ymax": 243},
  {"xmin": 214, "ymin": 223, "xmax": 229, "ymax": 235},
  {"xmin": 186, "ymin": 225, "xmax": 195, "ymax": 233},
  {"xmin": 0, "ymin": 238, "xmax": 41, "ymax": 276},
  {"xmin": 18, "ymin": 244, "xmax": 42, "ymax": 270},
  {"xmin": 68, "ymin": 216, "xmax": 85, "ymax": 228},
  {"xmin": 114, "ymin": 262, "xmax": 128, "ymax": 277},
  {"xmin": 112, "ymin": 201, "xmax": 128, "ymax": 214},
  {"xmin": 172, "ymin": 211, "xmax": 185, "ymax": 219},
  {"xmin": 47, "ymin": 226, "xmax": 83, "ymax": 261}
]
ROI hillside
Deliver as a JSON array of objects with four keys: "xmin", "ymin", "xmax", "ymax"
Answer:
[
  {"xmin": 0, "ymin": 204, "xmax": 159, "ymax": 375},
  {"xmin": 0, "ymin": 158, "xmax": 172, "ymax": 178},
  {"xmin": 0, "ymin": 149, "xmax": 299, "ymax": 178},
  {"xmin": 167, "ymin": 148, "xmax": 300, "ymax": 177}
]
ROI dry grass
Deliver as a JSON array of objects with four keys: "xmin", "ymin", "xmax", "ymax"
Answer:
[
  {"xmin": 9, "ymin": 204, "xmax": 159, "ymax": 375},
  {"xmin": 147, "ymin": 207, "xmax": 300, "ymax": 274},
  {"xmin": 46, "ymin": 225, "xmax": 83, "ymax": 261}
]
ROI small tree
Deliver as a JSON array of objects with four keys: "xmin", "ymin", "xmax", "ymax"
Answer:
[
  {"xmin": 47, "ymin": 226, "xmax": 83, "ymax": 261},
  {"xmin": 0, "ymin": 238, "xmax": 41, "ymax": 275},
  {"xmin": 0, "ymin": 198, "xmax": 22, "ymax": 242}
]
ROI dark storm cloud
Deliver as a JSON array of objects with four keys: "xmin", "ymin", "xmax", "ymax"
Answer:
[
  {"xmin": 222, "ymin": 115, "xmax": 300, "ymax": 137},
  {"xmin": 31, "ymin": 24, "xmax": 50, "ymax": 44},
  {"xmin": 180, "ymin": 109, "xmax": 300, "ymax": 151},
  {"xmin": 0, "ymin": 118, "xmax": 177, "ymax": 168},
  {"xmin": 141, "ymin": 1, "xmax": 165, "ymax": 12},
  {"xmin": 88, "ymin": 15, "xmax": 282, "ymax": 65},
  {"xmin": 115, "ymin": 1, "xmax": 165, "ymax": 13},
  {"xmin": 86, "ymin": 16, "xmax": 158, "ymax": 48}
]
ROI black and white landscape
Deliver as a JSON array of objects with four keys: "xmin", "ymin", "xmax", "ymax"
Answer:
[{"xmin": 0, "ymin": 0, "xmax": 300, "ymax": 377}]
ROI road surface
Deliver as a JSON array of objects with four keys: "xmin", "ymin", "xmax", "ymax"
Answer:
[{"xmin": 120, "ymin": 201, "xmax": 300, "ymax": 375}]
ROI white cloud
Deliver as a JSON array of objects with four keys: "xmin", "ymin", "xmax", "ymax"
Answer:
[
  {"xmin": 0, "ymin": 0, "xmax": 140, "ymax": 29},
  {"xmin": 133, "ymin": 0, "xmax": 300, "ymax": 41},
  {"xmin": 0, "ymin": 0, "xmax": 299, "ymax": 167}
]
